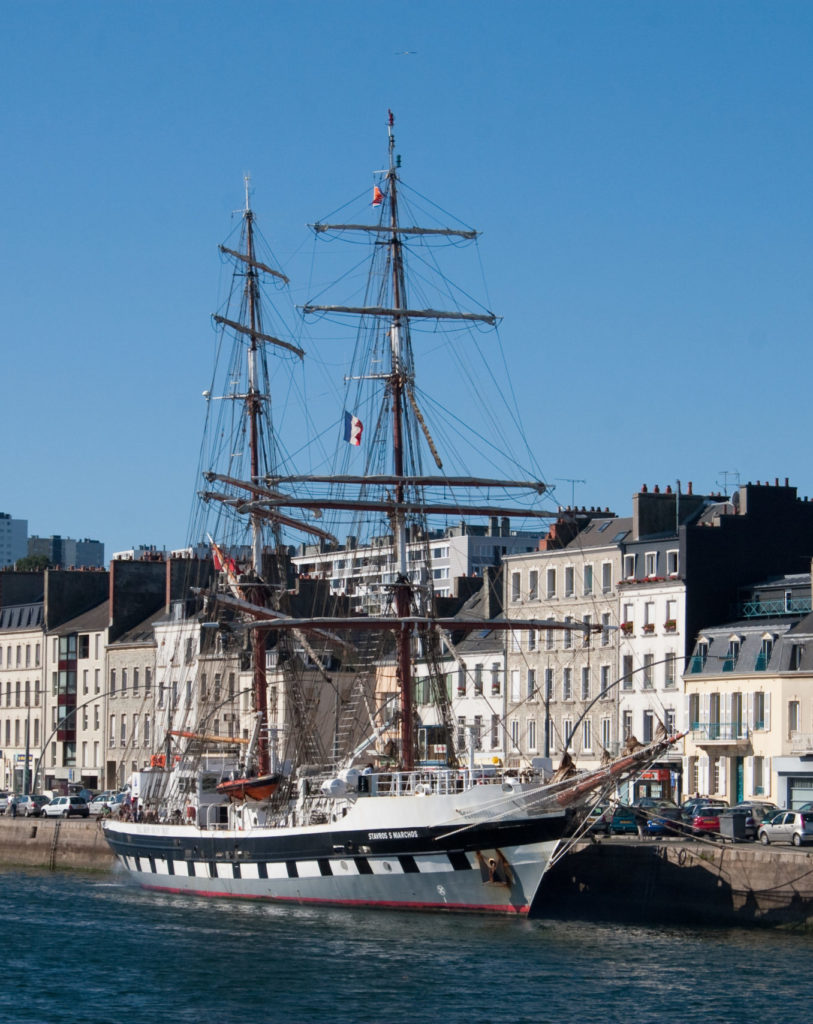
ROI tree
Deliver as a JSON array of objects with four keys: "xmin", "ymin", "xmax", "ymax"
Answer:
[{"xmin": 13, "ymin": 554, "xmax": 52, "ymax": 571}]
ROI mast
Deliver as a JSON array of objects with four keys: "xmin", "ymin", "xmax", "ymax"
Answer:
[
  {"xmin": 382, "ymin": 111, "xmax": 416, "ymax": 771},
  {"xmin": 241, "ymin": 176, "xmax": 270, "ymax": 776}
]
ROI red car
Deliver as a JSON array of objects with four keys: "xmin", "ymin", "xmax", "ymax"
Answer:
[{"xmin": 691, "ymin": 806, "xmax": 721, "ymax": 837}]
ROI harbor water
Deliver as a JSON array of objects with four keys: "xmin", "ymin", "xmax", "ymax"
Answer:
[{"xmin": 2, "ymin": 866, "xmax": 810, "ymax": 1024}]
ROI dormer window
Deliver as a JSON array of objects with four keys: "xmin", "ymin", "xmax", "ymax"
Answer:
[
  {"xmin": 623, "ymin": 554, "xmax": 636, "ymax": 580},
  {"xmin": 666, "ymin": 549, "xmax": 679, "ymax": 576},
  {"xmin": 723, "ymin": 636, "xmax": 741, "ymax": 672},
  {"xmin": 645, "ymin": 552, "xmax": 658, "ymax": 577}
]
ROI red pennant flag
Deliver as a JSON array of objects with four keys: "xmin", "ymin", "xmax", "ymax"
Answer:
[{"xmin": 372, "ymin": 185, "xmax": 384, "ymax": 207}]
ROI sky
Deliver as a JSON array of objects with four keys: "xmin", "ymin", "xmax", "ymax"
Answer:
[{"xmin": 2, "ymin": 1, "xmax": 813, "ymax": 559}]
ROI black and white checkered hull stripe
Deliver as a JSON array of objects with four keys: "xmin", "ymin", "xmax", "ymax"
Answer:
[{"xmin": 115, "ymin": 840, "xmax": 556, "ymax": 913}]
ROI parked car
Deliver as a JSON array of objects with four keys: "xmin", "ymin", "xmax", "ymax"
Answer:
[
  {"xmin": 585, "ymin": 804, "xmax": 612, "ymax": 835},
  {"xmin": 0, "ymin": 792, "xmax": 10, "ymax": 814},
  {"xmin": 41, "ymin": 795, "xmax": 90, "ymax": 819},
  {"xmin": 637, "ymin": 799, "xmax": 684, "ymax": 836},
  {"xmin": 609, "ymin": 805, "xmax": 639, "ymax": 835},
  {"xmin": 87, "ymin": 794, "xmax": 113, "ymax": 816},
  {"xmin": 691, "ymin": 806, "xmax": 723, "ymax": 837},
  {"xmin": 797, "ymin": 802, "xmax": 813, "ymax": 812},
  {"xmin": 758, "ymin": 810, "xmax": 813, "ymax": 846},
  {"xmin": 730, "ymin": 801, "xmax": 781, "ymax": 840},
  {"xmin": 107, "ymin": 792, "xmax": 131, "ymax": 815},
  {"xmin": 681, "ymin": 796, "xmax": 728, "ymax": 825},
  {"xmin": 12, "ymin": 794, "xmax": 49, "ymax": 818}
]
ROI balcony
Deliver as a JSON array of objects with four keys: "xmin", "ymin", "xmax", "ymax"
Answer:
[
  {"xmin": 738, "ymin": 596, "xmax": 812, "ymax": 618},
  {"xmin": 790, "ymin": 732, "xmax": 813, "ymax": 755},
  {"xmin": 690, "ymin": 721, "xmax": 749, "ymax": 747}
]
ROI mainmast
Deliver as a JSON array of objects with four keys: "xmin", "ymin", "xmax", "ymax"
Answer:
[{"xmin": 385, "ymin": 111, "xmax": 416, "ymax": 770}]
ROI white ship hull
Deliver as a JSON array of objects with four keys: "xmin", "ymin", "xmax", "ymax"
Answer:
[{"xmin": 104, "ymin": 786, "xmax": 566, "ymax": 915}]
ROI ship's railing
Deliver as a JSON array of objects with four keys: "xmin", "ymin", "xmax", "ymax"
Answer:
[{"xmin": 367, "ymin": 767, "xmax": 501, "ymax": 797}]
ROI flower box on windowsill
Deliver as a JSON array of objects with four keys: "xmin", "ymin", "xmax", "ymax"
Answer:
[
  {"xmin": 491, "ymin": 686, "xmax": 501, "ymax": 696},
  {"xmin": 664, "ymin": 620, "xmax": 677, "ymax": 633},
  {"xmin": 621, "ymin": 622, "xmax": 633, "ymax": 635},
  {"xmin": 642, "ymin": 623, "xmax": 655, "ymax": 634}
]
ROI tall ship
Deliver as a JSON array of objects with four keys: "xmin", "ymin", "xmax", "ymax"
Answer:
[{"xmin": 104, "ymin": 114, "xmax": 680, "ymax": 914}]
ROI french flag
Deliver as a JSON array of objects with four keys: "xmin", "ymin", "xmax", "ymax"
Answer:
[{"xmin": 343, "ymin": 411, "xmax": 363, "ymax": 446}]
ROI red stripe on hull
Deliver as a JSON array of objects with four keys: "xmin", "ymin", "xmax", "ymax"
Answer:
[{"xmin": 139, "ymin": 884, "xmax": 530, "ymax": 915}]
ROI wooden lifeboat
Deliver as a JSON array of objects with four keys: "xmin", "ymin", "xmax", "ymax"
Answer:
[{"xmin": 216, "ymin": 774, "xmax": 281, "ymax": 802}]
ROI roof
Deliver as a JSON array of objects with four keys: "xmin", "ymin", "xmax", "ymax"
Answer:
[
  {"xmin": 0, "ymin": 603, "xmax": 44, "ymax": 631},
  {"xmin": 109, "ymin": 608, "xmax": 164, "ymax": 647},
  {"xmin": 566, "ymin": 516, "xmax": 632, "ymax": 550},
  {"xmin": 53, "ymin": 599, "xmax": 110, "ymax": 636}
]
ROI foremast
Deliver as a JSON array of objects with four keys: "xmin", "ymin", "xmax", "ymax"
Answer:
[{"xmin": 209, "ymin": 178, "xmax": 303, "ymax": 779}]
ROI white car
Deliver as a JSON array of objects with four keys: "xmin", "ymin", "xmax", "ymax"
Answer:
[
  {"xmin": 758, "ymin": 810, "xmax": 813, "ymax": 846},
  {"xmin": 41, "ymin": 795, "xmax": 90, "ymax": 819}
]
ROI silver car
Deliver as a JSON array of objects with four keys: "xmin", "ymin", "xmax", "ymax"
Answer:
[{"xmin": 757, "ymin": 810, "xmax": 813, "ymax": 846}]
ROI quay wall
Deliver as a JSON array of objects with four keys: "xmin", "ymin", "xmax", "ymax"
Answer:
[
  {"xmin": 0, "ymin": 818, "xmax": 114, "ymax": 872},
  {"xmin": 539, "ymin": 838, "xmax": 813, "ymax": 928}
]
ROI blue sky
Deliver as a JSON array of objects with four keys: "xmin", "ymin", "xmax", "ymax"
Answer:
[{"xmin": 2, "ymin": 1, "xmax": 812, "ymax": 558}]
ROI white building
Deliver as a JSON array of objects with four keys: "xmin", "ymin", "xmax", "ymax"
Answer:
[{"xmin": 0, "ymin": 514, "xmax": 28, "ymax": 569}]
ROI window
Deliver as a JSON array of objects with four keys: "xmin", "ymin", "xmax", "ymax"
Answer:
[
  {"xmin": 641, "ymin": 653, "xmax": 654, "ymax": 689},
  {"xmin": 757, "ymin": 637, "xmax": 773, "ymax": 671},
  {"xmin": 546, "ymin": 568, "xmax": 556, "ymax": 599},
  {"xmin": 457, "ymin": 716, "xmax": 466, "ymax": 749},
  {"xmin": 562, "ymin": 668, "xmax": 572, "ymax": 701},
  {"xmin": 490, "ymin": 663, "xmax": 501, "ymax": 696},
  {"xmin": 664, "ymin": 652, "xmax": 676, "ymax": 689},
  {"xmin": 510, "ymin": 720, "xmax": 519, "ymax": 748},
  {"xmin": 666, "ymin": 549, "xmax": 679, "ymax": 576},
  {"xmin": 583, "ymin": 565, "xmax": 593, "ymax": 596},
  {"xmin": 511, "ymin": 572, "xmax": 521, "ymax": 602},
  {"xmin": 581, "ymin": 667, "xmax": 590, "ymax": 701},
  {"xmin": 563, "ymin": 617, "xmax": 572, "ymax": 650},
  {"xmin": 145, "ymin": 668, "xmax": 152, "ymax": 695},
  {"xmin": 528, "ymin": 629, "xmax": 537, "ymax": 652},
  {"xmin": 724, "ymin": 638, "xmax": 741, "ymax": 672},
  {"xmin": 109, "ymin": 715, "xmax": 116, "ymax": 747},
  {"xmin": 623, "ymin": 554, "xmax": 636, "ymax": 579},
  {"xmin": 753, "ymin": 756, "xmax": 764, "ymax": 796},
  {"xmin": 109, "ymin": 669, "xmax": 116, "ymax": 696},
  {"xmin": 529, "ymin": 570, "xmax": 539, "ymax": 601},
  {"xmin": 601, "ymin": 562, "xmax": 612, "ymax": 593},
  {"xmin": 544, "ymin": 668, "xmax": 554, "ymax": 701},
  {"xmin": 120, "ymin": 716, "xmax": 127, "ymax": 745},
  {"xmin": 645, "ymin": 552, "xmax": 657, "ymax": 577},
  {"xmin": 563, "ymin": 718, "xmax": 573, "ymax": 748},
  {"xmin": 600, "ymin": 665, "xmax": 610, "ymax": 698},
  {"xmin": 473, "ymin": 716, "xmax": 483, "ymax": 751},
  {"xmin": 490, "ymin": 715, "xmax": 499, "ymax": 748},
  {"xmin": 564, "ymin": 566, "xmax": 574, "ymax": 597},
  {"xmin": 601, "ymin": 613, "xmax": 611, "ymax": 647},
  {"xmin": 789, "ymin": 700, "xmax": 800, "ymax": 734},
  {"xmin": 214, "ymin": 673, "xmax": 222, "ymax": 701},
  {"xmin": 665, "ymin": 708, "xmax": 675, "ymax": 735},
  {"xmin": 545, "ymin": 623, "xmax": 555, "ymax": 651},
  {"xmin": 754, "ymin": 691, "xmax": 767, "ymax": 730},
  {"xmin": 643, "ymin": 710, "xmax": 654, "ymax": 743},
  {"xmin": 789, "ymin": 644, "xmax": 803, "ymax": 671},
  {"xmin": 185, "ymin": 638, "xmax": 194, "ymax": 664},
  {"xmin": 621, "ymin": 654, "xmax": 633, "ymax": 690},
  {"xmin": 457, "ymin": 667, "xmax": 466, "ymax": 696},
  {"xmin": 82, "ymin": 669, "xmax": 89, "ymax": 695},
  {"xmin": 133, "ymin": 668, "xmax": 139, "ymax": 695},
  {"xmin": 582, "ymin": 615, "xmax": 591, "ymax": 647},
  {"xmin": 510, "ymin": 631, "xmax": 521, "ymax": 653},
  {"xmin": 200, "ymin": 673, "xmax": 209, "ymax": 701},
  {"xmin": 132, "ymin": 714, "xmax": 139, "ymax": 747},
  {"xmin": 78, "ymin": 635, "xmax": 90, "ymax": 659},
  {"xmin": 511, "ymin": 669, "xmax": 520, "ymax": 702},
  {"xmin": 527, "ymin": 719, "xmax": 537, "ymax": 751},
  {"xmin": 121, "ymin": 669, "xmax": 128, "ymax": 696},
  {"xmin": 601, "ymin": 717, "xmax": 611, "ymax": 750},
  {"xmin": 527, "ymin": 668, "xmax": 536, "ymax": 700},
  {"xmin": 474, "ymin": 664, "xmax": 483, "ymax": 694},
  {"xmin": 94, "ymin": 668, "xmax": 100, "ymax": 694},
  {"xmin": 582, "ymin": 718, "xmax": 592, "ymax": 751}
]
